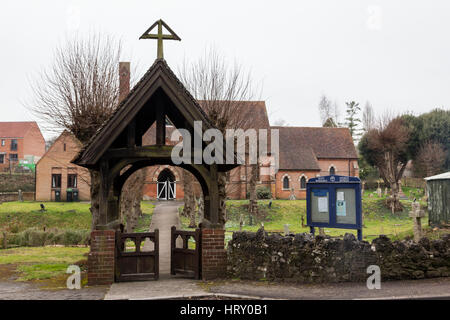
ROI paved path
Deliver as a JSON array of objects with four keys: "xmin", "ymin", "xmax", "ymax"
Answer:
[
  {"xmin": 0, "ymin": 280, "xmax": 107, "ymax": 300},
  {"xmin": 105, "ymin": 277, "xmax": 450, "ymax": 300},
  {"xmin": 105, "ymin": 278, "xmax": 207, "ymax": 300},
  {"xmin": 143, "ymin": 200, "xmax": 182, "ymax": 276},
  {"xmin": 208, "ymin": 277, "xmax": 450, "ymax": 300}
]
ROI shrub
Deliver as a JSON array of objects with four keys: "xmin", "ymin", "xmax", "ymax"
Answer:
[
  {"xmin": 256, "ymin": 186, "xmax": 272, "ymax": 199},
  {"xmin": 62, "ymin": 230, "xmax": 85, "ymax": 246},
  {"xmin": 7, "ymin": 228, "xmax": 90, "ymax": 247},
  {"xmin": 246, "ymin": 186, "xmax": 272, "ymax": 200}
]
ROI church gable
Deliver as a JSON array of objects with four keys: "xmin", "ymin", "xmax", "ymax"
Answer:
[{"xmin": 274, "ymin": 126, "xmax": 357, "ymax": 171}]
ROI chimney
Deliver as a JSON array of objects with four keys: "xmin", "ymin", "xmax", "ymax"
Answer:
[{"xmin": 119, "ymin": 62, "xmax": 130, "ymax": 103}]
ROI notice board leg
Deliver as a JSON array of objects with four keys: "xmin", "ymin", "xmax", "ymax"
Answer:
[
  {"xmin": 310, "ymin": 226, "xmax": 315, "ymax": 236},
  {"xmin": 357, "ymin": 229, "xmax": 362, "ymax": 241}
]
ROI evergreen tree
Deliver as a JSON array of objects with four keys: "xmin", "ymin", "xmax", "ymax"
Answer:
[{"xmin": 344, "ymin": 101, "xmax": 362, "ymax": 143}]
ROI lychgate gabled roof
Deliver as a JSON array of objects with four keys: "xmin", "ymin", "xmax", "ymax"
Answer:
[{"xmin": 73, "ymin": 58, "xmax": 227, "ymax": 168}]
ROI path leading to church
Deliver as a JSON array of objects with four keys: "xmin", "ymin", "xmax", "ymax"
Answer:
[{"xmin": 143, "ymin": 200, "xmax": 182, "ymax": 276}]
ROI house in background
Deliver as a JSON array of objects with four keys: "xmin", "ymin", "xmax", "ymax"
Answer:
[
  {"xmin": 0, "ymin": 121, "xmax": 45, "ymax": 172},
  {"xmin": 35, "ymin": 130, "xmax": 91, "ymax": 201},
  {"xmin": 272, "ymin": 126, "xmax": 359, "ymax": 200}
]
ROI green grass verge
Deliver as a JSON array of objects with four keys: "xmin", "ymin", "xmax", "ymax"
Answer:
[
  {"xmin": 133, "ymin": 201, "xmax": 155, "ymax": 232},
  {"xmin": 0, "ymin": 200, "xmax": 155, "ymax": 233},
  {"xmin": 0, "ymin": 201, "xmax": 92, "ymax": 232},
  {"xmin": 0, "ymin": 246, "xmax": 89, "ymax": 281}
]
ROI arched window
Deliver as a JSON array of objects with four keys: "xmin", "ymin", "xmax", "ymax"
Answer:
[
  {"xmin": 329, "ymin": 166, "xmax": 336, "ymax": 175},
  {"xmin": 283, "ymin": 176, "xmax": 290, "ymax": 189},
  {"xmin": 300, "ymin": 176, "xmax": 306, "ymax": 189}
]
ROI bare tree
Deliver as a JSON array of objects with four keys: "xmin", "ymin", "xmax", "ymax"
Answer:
[
  {"xmin": 181, "ymin": 169, "xmax": 197, "ymax": 228},
  {"xmin": 28, "ymin": 33, "xmax": 142, "ymax": 230},
  {"xmin": 318, "ymin": 94, "xmax": 339, "ymax": 127},
  {"xmin": 361, "ymin": 115, "xmax": 410, "ymax": 211},
  {"xmin": 362, "ymin": 101, "xmax": 375, "ymax": 132},
  {"xmin": 45, "ymin": 136, "xmax": 59, "ymax": 151},
  {"xmin": 178, "ymin": 48, "xmax": 259, "ymax": 225},
  {"xmin": 120, "ymin": 168, "xmax": 147, "ymax": 232},
  {"xmin": 414, "ymin": 141, "xmax": 446, "ymax": 177}
]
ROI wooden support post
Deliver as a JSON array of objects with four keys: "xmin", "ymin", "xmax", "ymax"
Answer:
[
  {"xmin": 127, "ymin": 119, "xmax": 136, "ymax": 148},
  {"xmin": 208, "ymin": 164, "xmax": 220, "ymax": 226},
  {"xmin": 98, "ymin": 161, "xmax": 109, "ymax": 227}
]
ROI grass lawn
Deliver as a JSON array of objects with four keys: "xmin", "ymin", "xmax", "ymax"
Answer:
[
  {"xmin": 181, "ymin": 189, "xmax": 439, "ymax": 244},
  {"xmin": 0, "ymin": 246, "xmax": 89, "ymax": 283},
  {"xmin": 0, "ymin": 201, "xmax": 155, "ymax": 284},
  {"xmin": 134, "ymin": 201, "xmax": 155, "ymax": 232},
  {"xmin": 0, "ymin": 200, "xmax": 155, "ymax": 233},
  {"xmin": 0, "ymin": 201, "xmax": 92, "ymax": 232}
]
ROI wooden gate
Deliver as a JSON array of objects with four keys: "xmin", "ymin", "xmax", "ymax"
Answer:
[
  {"xmin": 171, "ymin": 227, "xmax": 201, "ymax": 279},
  {"xmin": 116, "ymin": 230, "xmax": 159, "ymax": 282}
]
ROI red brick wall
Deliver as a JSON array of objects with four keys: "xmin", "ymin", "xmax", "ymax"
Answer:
[
  {"xmin": 0, "ymin": 123, "xmax": 45, "ymax": 171},
  {"xmin": 143, "ymin": 165, "xmax": 203, "ymax": 200},
  {"xmin": 0, "ymin": 138, "xmax": 23, "ymax": 171},
  {"xmin": 317, "ymin": 158, "xmax": 359, "ymax": 177},
  {"xmin": 275, "ymin": 170, "xmax": 319, "ymax": 199},
  {"xmin": 35, "ymin": 132, "xmax": 91, "ymax": 201},
  {"xmin": 87, "ymin": 230, "xmax": 115, "ymax": 285},
  {"xmin": 201, "ymin": 228, "xmax": 227, "ymax": 280},
  {"xmin": 23, "ymin": 124, "xmax": 45, "ymax": 160}
]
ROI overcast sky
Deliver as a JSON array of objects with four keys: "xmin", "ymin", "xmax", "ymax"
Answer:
[{"xmin": 1, "ymin": 0, "xmax": 449, "ymax": 140}]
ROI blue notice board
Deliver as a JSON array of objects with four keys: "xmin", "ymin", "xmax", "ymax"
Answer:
[{"xmin": 306, "ymin": 175, "xmax": 362, "ymax": 240}]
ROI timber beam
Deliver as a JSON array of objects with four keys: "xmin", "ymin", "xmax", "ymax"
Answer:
[{"xmin": 105, "ymin": 145, "xmax": 175, "ymax": 160}]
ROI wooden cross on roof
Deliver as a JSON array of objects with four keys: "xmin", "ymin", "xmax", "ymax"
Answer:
[{"xmin": 140, "ymin": 19, "xmax": 181, "ymax": 59}]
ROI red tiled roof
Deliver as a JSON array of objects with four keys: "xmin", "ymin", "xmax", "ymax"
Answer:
[
  {"xmin": 197, "ymin": 101, "xmax": 270, "ymax": 130},
  {"xmin": 0, "ymin": 122, "xmax": 40, "ymax": 138},
  {"xmin": 273, "ymin": 126, "xmax": 358, "ymax": 170}
]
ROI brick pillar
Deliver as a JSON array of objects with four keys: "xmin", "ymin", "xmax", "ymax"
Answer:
[
  {"xmin": 201, "ymin": 228, "xmax": 227, "ymax": 280},
  {"xmin": 88, "ymin": 230, "xmax": 115, "ymax": 286}
]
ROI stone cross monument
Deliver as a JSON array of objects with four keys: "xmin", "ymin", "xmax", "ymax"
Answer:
[{"xmin": 409, "ymin": 201, "xmax": 426, "ymax": 242}]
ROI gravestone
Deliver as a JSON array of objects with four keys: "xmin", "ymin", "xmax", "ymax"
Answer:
[
  {"xmin": 318, "ymin": 227, "xmax": 326, "ymax": 236},
  {"xmin": 376, "ymin": 187, "xmax": 382, "ymax": 198},
  {"xmin": 289, "ymin": 188, "xmax": 296, "ymax": 200},
  {"xmin": 409, "ymin": 202, "xmax": 425, "ymax": 242},
  {"xmin": 284, "ymin": 224, "xmax": 290, "ymax": 236}
]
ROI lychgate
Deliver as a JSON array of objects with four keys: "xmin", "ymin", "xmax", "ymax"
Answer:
[{"xmin": 72, "ymin": 21, "xmax": 238, "ymax": 284}]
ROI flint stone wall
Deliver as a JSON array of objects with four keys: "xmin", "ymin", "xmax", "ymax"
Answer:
[{"xmin": 227, "ymin": 228, "xmax": 450, "ymax": 283}]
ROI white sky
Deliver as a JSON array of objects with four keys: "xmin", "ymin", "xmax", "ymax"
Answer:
[{"xmin": 1, "ymin": 0, "xmax": 450, "ymax": 140}]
